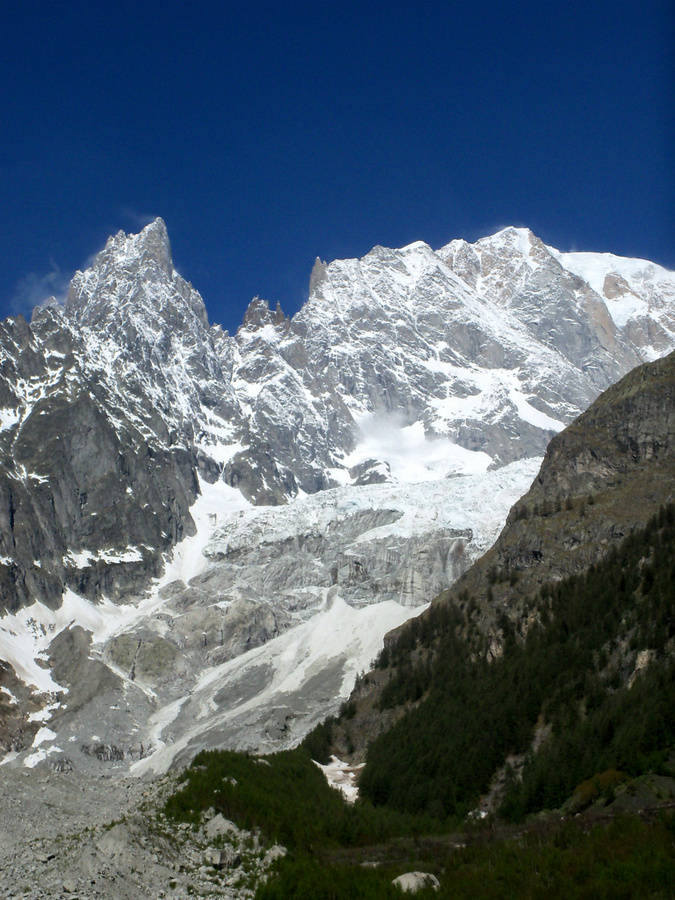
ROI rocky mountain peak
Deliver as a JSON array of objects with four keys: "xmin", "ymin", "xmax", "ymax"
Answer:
[
  {"xmin": 240, "ymin": 296, "xmax": 276, "ymax": 331},
  {"xmin": 489, "ymin": 224, "xmax": 535, "ymax": 244},
  {"xmin": 309, "ymin": 257, "xmax": 328, "ymax": 294},
  {"xmin": 101, "ymin": 217, "xmax": 173, "ymax": 276},
  {"xmin": 1, "ymin": 219, "xmax": 675, "ymax": 779},
  {"xmin": 63, "ymin": 217, "xmax": 209, "ymax": 335}
]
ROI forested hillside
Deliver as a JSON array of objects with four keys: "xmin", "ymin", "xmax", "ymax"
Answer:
[
  {"xmin": 358, "ymin": 502, "xmax": 675, "ymax": 820},
  {"xmin": 321, "ymin": 349, "xmax": 675, "ymax": 769}
]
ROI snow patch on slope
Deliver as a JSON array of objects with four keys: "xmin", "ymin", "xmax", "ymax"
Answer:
[
  {"xmin": 551, "ymin": 249, "xmax": 670, "ymax": 298},
  {"xmin": 344, "ymin": 415, "xmax": 492, "ymax": 481},
  {"xmin": 428, "ymin": 368, "xmax": 565, "ymax": 433},
  {"xmin": 132, "ymin": 591, "xmax": 424, "ymax": 775},
  {"xmin": 315, "ymin": 756, "xmax": 364, "ymax": 803},
  {"xmin": 0, "ymin": 408, "xmax": 21, "ymax": 432},
  {"xmin": 158, "ymin": 477, "xmax": 251, "ymax": 589},
  {"xmin": 23, "ymin": 726, "xmax": 61, "ymax": 768},
  {"xmin": 548, "ymin": 248, "xmax": 675, "ymax": 331}
]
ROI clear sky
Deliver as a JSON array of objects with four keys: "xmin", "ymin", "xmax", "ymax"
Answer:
[{"xmin": 1, "ymin": 1, "xmax": 673, "ymax": 333}]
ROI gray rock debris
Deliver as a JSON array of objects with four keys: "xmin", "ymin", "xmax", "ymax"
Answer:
[
  {"xmin": 203, "ymin": 846, "xmax": 241, "ymax": 869},
  {"xmin": 0, "ymin": 766, "xmax": 282, "ymax": 900},
  {"xmin": 205, "ymin": 813, "xmax": 237, "ymax": 839}
]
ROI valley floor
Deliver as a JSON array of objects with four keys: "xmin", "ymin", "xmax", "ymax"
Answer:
[{"xmin": 3, "ymin": 761, "xmax": 675, "ymax": 899}]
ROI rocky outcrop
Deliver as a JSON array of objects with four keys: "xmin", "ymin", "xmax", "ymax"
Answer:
[{"xmin": 392, "ymin": 872, "xmax": 441, "ymax": 893}]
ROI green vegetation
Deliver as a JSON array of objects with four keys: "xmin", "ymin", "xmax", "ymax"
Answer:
[
  {"xmin": 301, "ymin": 713, "xmax": 337, "ymax": 765},
  {"xmin": 164, "ymin": 747, "xmax": 442, "ymax": 851},
  {"xmin": 258, "ymin": 814, "xmax": 675, "ymax": 898},
  {"xmin": 435, "ymin": 814, "xmax": 675, "ymax": 900},
  {"xmin": 360, "ymin": 503, "xmax": 675, "ymax": 821},
  {"xmin": 255, "ymin": 856, "xmax": 405, "ymax": 900},
  {"xmin": 165, "ymin": 750, "xmax": 675, "ymax": 899}
]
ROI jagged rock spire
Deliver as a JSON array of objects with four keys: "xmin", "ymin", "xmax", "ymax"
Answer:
[{"xmin": 63, "ymin": 218, "xmax": 209, "ymax": 331}]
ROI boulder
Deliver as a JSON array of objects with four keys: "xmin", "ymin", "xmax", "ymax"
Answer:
[
  {"xmin": 392, "ymin": 871, "xmax": 440, "ymax": 893},
  {"xmin": 204, "ymin": 846, "xmax": 241, "ymax": 870},
  {"xmin": 204, "ymin": 812, "xmax": 237, "ymax": 839}
]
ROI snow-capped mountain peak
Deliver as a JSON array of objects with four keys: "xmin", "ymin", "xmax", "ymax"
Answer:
[
  {"xmin": 92, "ymin": 216, "xmax": 174, "ymax": 282},
  {"xmin": 64, "ymin": 217, "xmax": 209, "ymax": 333}
]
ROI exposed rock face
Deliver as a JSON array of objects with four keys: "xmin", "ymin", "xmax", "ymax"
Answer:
[{"xmin": 0, "ymin": 221, "xmax": 209, "ymax": 612}]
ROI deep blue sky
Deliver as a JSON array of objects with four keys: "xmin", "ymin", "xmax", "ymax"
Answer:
[{"xmin": 1, "ymin": 1, "xmax": 673, "ymax": 333}]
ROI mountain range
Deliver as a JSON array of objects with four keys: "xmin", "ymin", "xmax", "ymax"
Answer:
[{"xmin": 1, "ymin": 219, "xmax": 674, "ymax": 774}]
